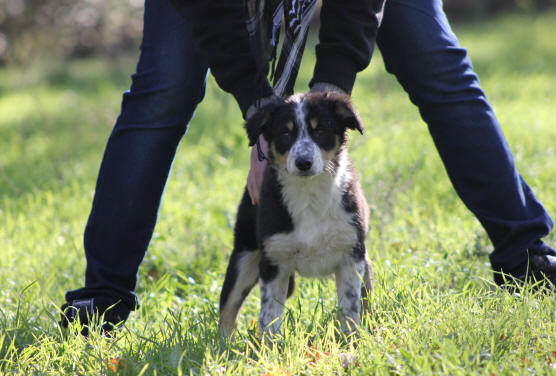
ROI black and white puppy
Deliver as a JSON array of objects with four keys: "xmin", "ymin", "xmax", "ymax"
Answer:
[{"xmin": 219, "ymin": 92, "xmax": 373, "ymax": 337}]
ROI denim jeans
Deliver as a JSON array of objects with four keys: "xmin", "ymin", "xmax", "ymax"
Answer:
[
  {"xmin": 66, "ymin": 0, "xmax": 553, "ymax": 309},
  {"xmin": 65, "ymin": 0, "xmax": 208, "ymax": 309},
  {"xmin": 377, "ymin": 0, "xmax": 552, "ymax": 274}
]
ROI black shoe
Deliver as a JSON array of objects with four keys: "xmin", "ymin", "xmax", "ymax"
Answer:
[
  {"xmin": 59, "ymin": 296, "xmax": 131, "ymax": 336},
  {"xmin": 494, "ymin": 246, "xmax": 556, "ymax": 292}
]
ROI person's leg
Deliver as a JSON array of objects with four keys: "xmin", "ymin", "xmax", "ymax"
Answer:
[
  {"xmin": 376, "ymin": 0, "xmax": 555, "ymax": 284},
  {"xmin": 63, "ymin": 0, "xmax": 208, "ymax": 326}
]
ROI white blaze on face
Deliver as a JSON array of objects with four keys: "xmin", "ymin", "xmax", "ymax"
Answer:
[{"xmin": 286, "ymin": 100, "xmax": 324, "ymax": 176}]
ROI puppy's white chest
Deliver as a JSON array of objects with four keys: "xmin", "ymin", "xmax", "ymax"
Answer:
[{"xmin": 264, "ymin": 173, "xmax": 357, "ymax": 276}]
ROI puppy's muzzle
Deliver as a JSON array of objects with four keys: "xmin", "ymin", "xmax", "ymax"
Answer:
[{"xmin": 287, "ymin": 139, "xmax": 323, "ymax": 176}]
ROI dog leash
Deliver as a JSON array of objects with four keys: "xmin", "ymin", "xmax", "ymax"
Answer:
[{"xmin": 256, "ymin": 138, "xmax": 267, "ymax": 162}]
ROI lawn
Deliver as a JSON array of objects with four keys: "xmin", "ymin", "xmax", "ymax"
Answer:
[{"xmin": 1, "ymin": 10, "xmax": 556, "ymax": 375}]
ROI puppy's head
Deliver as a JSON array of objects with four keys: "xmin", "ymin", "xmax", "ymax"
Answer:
[{"xmin": 245, "ymin": 92, "xmax": 363, "ymax": 177}]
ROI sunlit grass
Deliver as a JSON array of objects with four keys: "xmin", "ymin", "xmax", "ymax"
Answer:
[{"xmin": 1, "ymin": 10, "xmax": 555, "ymax": 375}]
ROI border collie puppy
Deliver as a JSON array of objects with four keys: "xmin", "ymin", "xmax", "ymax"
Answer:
[{"xmin": 219, "ymin": 92, "xmax": 373, "ymax": 337}]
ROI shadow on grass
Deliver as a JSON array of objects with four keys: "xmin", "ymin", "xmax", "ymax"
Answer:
[{"xmin": 0, "ymin": 55, "xmax": 243, "ymax": 201}]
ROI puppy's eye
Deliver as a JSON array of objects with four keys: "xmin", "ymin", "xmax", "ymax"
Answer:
[
  {"xmin": 312, "ymin": 127, "xmax": 323, "ymax": 136},
  {"xmin": 279, "ymin": 131, "xmax": 292, "ymax": 141}
]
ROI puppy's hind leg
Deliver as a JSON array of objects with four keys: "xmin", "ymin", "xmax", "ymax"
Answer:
[
  {"xmin": 219, "ymin": 249, "xmax": 261, "ymax": 336},
  {"xmin": 219, "ymin": 188, "xmax": 260, "ymax": 336}
]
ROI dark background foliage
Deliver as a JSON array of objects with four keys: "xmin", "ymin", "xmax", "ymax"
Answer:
[
  {"xmin": 0, "ymin": 0, "xmax": 144, "ymax": 64},
  {"xmin": 0, "ymin": 0, "xmax": 555, "ymax": 65}
]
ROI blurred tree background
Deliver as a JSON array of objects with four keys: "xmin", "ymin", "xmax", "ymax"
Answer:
[
  {"xmin": 0, "ymin": 0, "xmax": 144, "ymax": 64},
  {"xmin": 0, "ymin": 0, "xmax": 555, "ymax": 66}
]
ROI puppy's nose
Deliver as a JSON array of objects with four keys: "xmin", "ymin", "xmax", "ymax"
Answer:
[{"xmin": 295, "ymin": 158, "xmax": 313, "ymax": 171}]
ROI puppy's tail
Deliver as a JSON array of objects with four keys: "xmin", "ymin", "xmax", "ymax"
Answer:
[
  {"xmin": 286, "ymin": 274, "xmax": 296, "ymax": 299},
  {"xmin": 361, "ymin": 258, "xmax": 374, "ymax": 314}
]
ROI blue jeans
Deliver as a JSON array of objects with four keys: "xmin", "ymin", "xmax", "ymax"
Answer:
[{"xmin": 66, "ymin": 0, "xmax": 553, "ymax": 309}]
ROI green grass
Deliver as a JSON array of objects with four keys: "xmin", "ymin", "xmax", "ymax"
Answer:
[{"xmin": 1, "ymin": 10, "xmax": 556, "ymax": 375}]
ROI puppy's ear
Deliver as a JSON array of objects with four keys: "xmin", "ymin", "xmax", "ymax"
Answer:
[
  {"xmin": 325, "ymin": 92, "xmax": 364, "ymax": 134},
  {"xmin": 245, "ymin": 111, "xmax": 271, "ymax": 147},
  {"xmin": 244, "ymin": 100, "xmax": 281, "ymax": 146}
]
